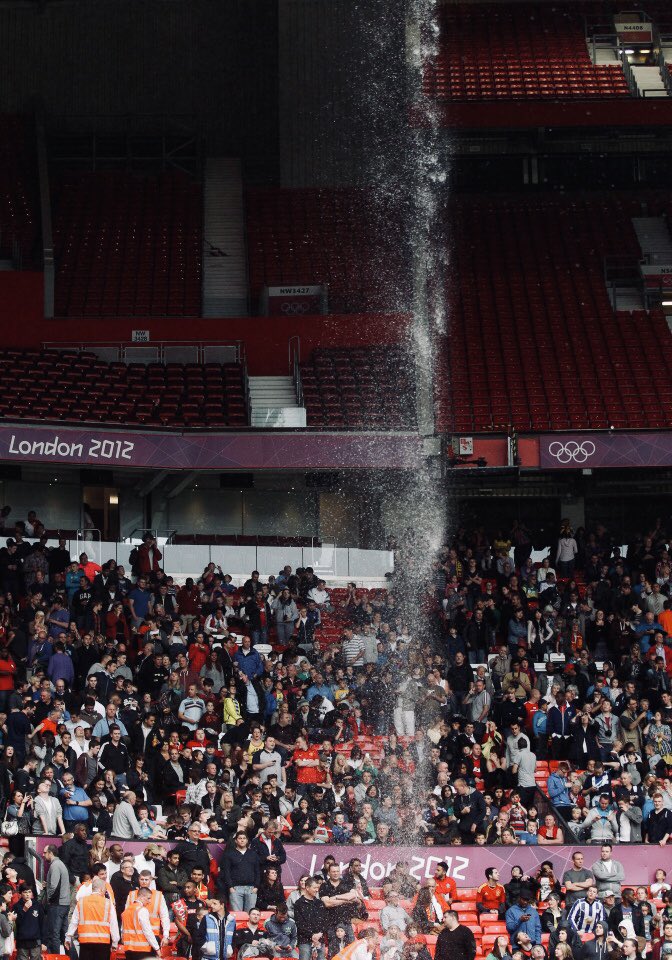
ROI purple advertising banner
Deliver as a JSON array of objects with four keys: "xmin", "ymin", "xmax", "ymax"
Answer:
[
  {"xmin": 30, "ymin": 840, "xmax": 655, "ymax": 887},
  {"xmin": 540, "ymin": 432, "xmax": 672, "ymax": 469},
  {"xmin": 0, "ymin": 425, "xmax": 423, "ymax": 471}
]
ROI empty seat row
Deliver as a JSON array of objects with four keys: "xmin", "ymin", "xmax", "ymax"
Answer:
[
  {"xmin": 422, "ymin": 3, "xmax": 631, "ymax": 102},
  {"xmin": 246, "ymin": 189, "xmax": 410, "ymax": 314},
  {"xmin": 52, "ymin": 169, "xmax": 203, "ymax": 317},
  {"xmin": 300, "ymin": 346, "xmax": 417, "ymax": 430},
  {"xmin": 437, "ymin": 191, "xmax": 672, "ymax": 433},
  {"xmin": 0, "ymin": 350, "xmax": 248, "ymax": 428}
]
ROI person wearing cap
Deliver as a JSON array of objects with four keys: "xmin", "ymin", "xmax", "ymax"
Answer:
[
  {"xmin": 134, "ymin": 845, "xmax": 165, "ymax": 879},
  {"xmin": 65, "ymin": 876, "xmax": 119, "ymax": 960},
  {"xmin": 121, "ymin": 886, "xmax": 160, "ymax": 960},
  {"xmin": 506, "ymin": 892, "xmax": 541, "ymax": 945}
]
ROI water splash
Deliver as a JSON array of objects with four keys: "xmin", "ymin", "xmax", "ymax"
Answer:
[{"xmin": 368, "ymin": 0, "xmax": 450, "ymax": 611}]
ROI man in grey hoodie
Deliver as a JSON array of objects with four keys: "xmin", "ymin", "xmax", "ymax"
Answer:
[{"xmin": 43, "ymin": 845, "xmax": 71, "ymax": 953}]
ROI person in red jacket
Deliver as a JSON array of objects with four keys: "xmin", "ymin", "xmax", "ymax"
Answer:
[
  {"xmin": 137, "ymin": 534, "xmax": 162, "ymax": 576},
  {"xmin": 0, "ymin": 648, "xmax": 17, "ymax": 712},
  {"xmin": 106, "ymin": 602, "xmax": 130, "ymax": 643},
  {"xmin": 188, "ymin": 634, "xmax": 209, "ymax": 674},
  {"xmin": 434, "ymin": 863, "xmax": 457, "ymax": 904}
]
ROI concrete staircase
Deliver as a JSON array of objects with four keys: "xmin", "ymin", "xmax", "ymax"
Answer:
[
  {"xmin": 202, "ymin": 158, "xmax": 248, "ymax": 317},
  {"xmin": 633, "ymin": 216, "xmax": 672, "ymax": 264},
  {"xmin": 630, "ymin": 65, "xmax": 670, "ymax": 98},
  {"xmin": 248, "ymin": 376, "xmax": 306, "ymax": 427}
]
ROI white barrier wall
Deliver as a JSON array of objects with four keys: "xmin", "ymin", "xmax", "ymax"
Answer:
[{"xmin": 38, "ymin": 538, "xmax": 395, "ymax": 583}]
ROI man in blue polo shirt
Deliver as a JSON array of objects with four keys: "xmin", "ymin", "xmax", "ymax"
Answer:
[
  {"xmin": 128, "ymin": 576, "xmax": 153, "ymax": 629},
  {"xmin": 59, "ymin": 770, "xmax": 92, "ymax": 828}
]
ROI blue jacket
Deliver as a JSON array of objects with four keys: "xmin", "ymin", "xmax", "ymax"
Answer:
[
  {"xmin": 198, "ymin": 911, "xmax": 236, "ymax": 959},
  {"xmin": 547, "ymin": 772, "xmax": 571, "ymax": 806},
  {"xmin": 547, "ymin": 703, "xmax": 576, "ymax": 737},
  {"xmin": 235, "ymin": 648, "xmax": 264, "ymax": 679},
  {"xmin": 506, "ymin": 903, "xmax": 541, "ymax": 944}
]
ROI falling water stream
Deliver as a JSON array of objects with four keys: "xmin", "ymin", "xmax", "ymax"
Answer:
[{"xmin": 363, "ymin": 0, "xmax": 450, "ymax": 620}]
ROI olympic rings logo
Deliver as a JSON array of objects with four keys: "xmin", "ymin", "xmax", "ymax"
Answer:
[
  {"xmin": 547, "ymin": 440, "xmax": 596, "ymax": 464},
  {"xmin": 280, "ymin": 302, "xmax": 310, "ymax": 315}
]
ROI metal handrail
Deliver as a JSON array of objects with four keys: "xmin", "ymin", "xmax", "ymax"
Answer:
[
  {"xmin": 588, "ymin": 31, "xmax": 619, "ymax": 66},
  {"xmin": 619, "ymin": 49, "xmax": 638, "ymax": 96},
  {"xmin": 41, "ymin": 340, "xmax": 245, "ymax": 364},
  {"xmin": 288, "ymin": 336, "xmax": 304, "ymax": 408},
  {"xmin": 242, "ymin": 356, "xmax": 251, "ymax": 426},
  {"xmin": 123, "ymin": 528, "xmax": 177, "ymax": 543}
]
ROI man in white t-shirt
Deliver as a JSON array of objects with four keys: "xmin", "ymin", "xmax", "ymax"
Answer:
[{"xmin": 178, "ymin": 684, "xmax": 205, "ymax": 731}]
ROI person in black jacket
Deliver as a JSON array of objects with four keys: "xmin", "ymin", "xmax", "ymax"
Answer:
[
  {"xmin": 294, "ymin": 877, "xmax": 330, "ymax": 960},
  {"xmin": 173, "ymin": 823, "xmax": 211, "ymax": 878},
  {"xmin": 645, "ymin": 793, "xmax": 672, "ymax": 844},
  {"xmin": 15, "ymin": 883, "xmax": 45, "ymax": 960},
  {"xmin": 435, "ymin": 911, "xmax": 476, "ymax": 960},
  {"xmin": 250, "ymin": 821, "xmax": 287, "ymax": 878},
  {"xmin": 219, "ymin": 831, "xmax": 261, "ymax": 912},
  {"xmin": 58, "ymin": 824, "xmax": 90, "ymax": 882},
  {"xmin": 570, "ymin": 714, "xmax": 602, "ymax": 766},
  {"xmin": 453, "ymin": 778, "xmax": 485, "ymax": 839},
  {"xmin": 581, "ymin": 920, "xmax": 611, "ymax": 960},
  {"xmin": 609, "ymin": 890, "xmax": 644, "ymax": 938},
  {"xmin": 244, "ymin": 591, "xmax": 273, "ymax": 647}
]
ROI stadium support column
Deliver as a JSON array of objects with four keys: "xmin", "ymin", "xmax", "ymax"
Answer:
[{"xmin": 35, "ymin": 106, "xmax": 55, "ymax": 319}]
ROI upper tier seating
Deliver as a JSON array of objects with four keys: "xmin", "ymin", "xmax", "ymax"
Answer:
[
  {"xmin": 52, "ymin": 170, "xmax": 202, "ymax": 317},
  {"xmin": 300, "ymin": 346, "xmax": 417, "ymax": 430},
  {"xmin": 0, "ymin": 117, "xmax": 39, "ymax": 263},
  {"xmin": 0, "ymin": 350, "xmax": 247, "ymax": 428},
  {"xmin": 423, "ymin": 3, "xmax": 630, "ymax": 100},
  {"xmin": 246, "ymin": 189, "xmax": 408, "ymax": 313},
  {"xmin": 439, "ymin": 192, "xmax": 672, "ymax": 433}
]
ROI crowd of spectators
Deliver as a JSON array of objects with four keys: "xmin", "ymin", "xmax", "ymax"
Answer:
[
  {"xmin": 0, "ymin": 516, "xmax": 668, "ymax": 850},
  {"xmin": 0, "ymin": 511, "xmax": 667, "ymax": 958}
]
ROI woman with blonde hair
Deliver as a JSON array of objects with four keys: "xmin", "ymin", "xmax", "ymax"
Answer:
[
  {"xmin": 89, "ymin": 833, "xmax": 109, "ymax": 868},
  {"xmin": 554, "ymin": 945, "xmax": 573, "ymax": 960}
]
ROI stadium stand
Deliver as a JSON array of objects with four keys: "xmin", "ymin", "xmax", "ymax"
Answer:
[
  {"xmin": 52, "ymin": 169, "xmax": 202, "ymax": 317},
  {"xmin": 438, "ymin": 193, "xmax": 672, "ymax": 434},
  {"xmin": 422, "ymin": 3, "xmax": 630, "ymax": 101},
  {"xmin": 300, "ymin": 346, "xmax": 418, "ymax": 430},
  {"xmin": 0, "ymin": 350, "xmax": 247, "ymax": 427},
  {"xmin": 246, "ymin": 188, "xmax": 408, "ymax": 313}
]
